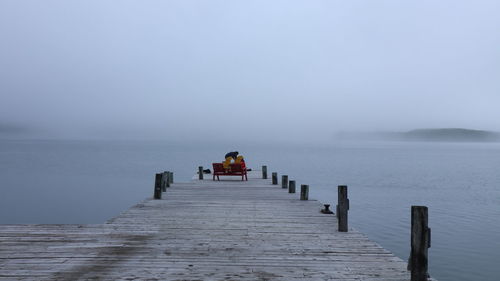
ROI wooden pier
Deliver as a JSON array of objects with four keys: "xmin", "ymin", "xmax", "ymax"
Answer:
[{"xmin": 1, "ymin": 171, "xmax": 420, "ymax": 280}]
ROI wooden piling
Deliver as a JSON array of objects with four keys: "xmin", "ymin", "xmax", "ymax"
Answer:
[
  {"xmin": 154, "ymin": 173, "xmax": 162, "ymax": 199},
  {"xmin": 262, "ymin": 165, "xmax": 267, "ymax": 179},
  {"xmin": 281, "ymin": 175, "xmax": 288, "ymax": 189},
  {"xmin": 338, "ymin": 185, "xmax": 349, "ymax": 232},
  {"xmin": 410, "ymin": 206, "xmax": 431, "ymax": 281},
  {"xmin": 300, "ymin": 184, "xmax": 309, "ymax": 200},
  {"xmin": 272, "ymin": 172, "xmax": 278, "ymax": 185},
  {"xmin": 162, "ymin": 172, "xmax": 168, "ymax": 192},
  {"xmin": 165, "ymin": 171, "xmax": 170, "ymax": 188},
  {"xmin": 289, "ymin": 180, "xmax": 296, "ymax": 193},
  {"xmin": 169, "ymin": 171, "xmax": 174, "ymax": 184},
  {"xmin": 198, "ymin": 166, "xmax": 203, "ymax": 180}
]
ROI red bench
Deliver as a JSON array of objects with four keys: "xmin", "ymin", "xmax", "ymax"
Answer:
[{"xmin": 212, "ymin": 162, "xmax": 248, "ymax": 181}]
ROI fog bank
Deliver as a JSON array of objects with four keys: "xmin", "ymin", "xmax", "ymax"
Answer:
[{"xmin": 1, "ymin": 1, "xmax": 499, "ymax": 142}]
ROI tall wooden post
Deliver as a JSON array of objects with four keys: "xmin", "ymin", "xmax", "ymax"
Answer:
[
  {"xmin": 198, "ymin": 166, "xmax": 203, "ymax": 180},
  {"xmin": 300, "ymin": 185, "xmax": 309, "ymax": 200},
  {"xmin": 288, "ymin": 180, "xmax": 296, "ymax": 193},
  {"xmin": 154, "ymin": 173, "xmax": 162, "ymax": 199},
  {"xmin": 169, "ymin": 172, "xmax": 174, "ymax": 184},
  {"xmin": 165, "ymin": 171, "xmax": 170, "ymax": 188},
  {"xmin": 337, "ymin": 185, "xmax": 349, "ymax": 232},
  {"xmin": 281, "ymin": 175, "xmax": 288, "ymax": 189},
  {"xmin": 162, "ymin": 172, "xmax": 168, "ymax": 192},
  {"xmin": 272, "ymin": 172, "xmax": 278, "ymax": 185},
  {"xmin": 410, "ymin": 206, "xmax": 430, "ymax": 281},
  {"xmin": 262, "ymin": 165, "xmax": 267, "ymax": 179}
]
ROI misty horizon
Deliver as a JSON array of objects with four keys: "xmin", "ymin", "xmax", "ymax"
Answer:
[
  {"xmin": 1, "ymin": 1, "xmax": 499, "ymax": 142},
  {"xmin": 2, "ymin": 122, "xmax": 500, "ymax": 143}
]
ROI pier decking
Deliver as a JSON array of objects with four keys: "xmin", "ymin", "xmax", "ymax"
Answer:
[{"xmin": 1, "ymin": 171, "xmax": 414, "ymax": 280}]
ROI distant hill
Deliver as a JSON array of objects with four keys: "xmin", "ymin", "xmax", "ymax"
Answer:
[
  {"xmin": 402, "ymin": 128, "xmax": 500, "ymax": 142},
  {"xmin": 0, "ymin": 122, "xmax": 39, "ymax": 139},
  {"xmin": 0, "ymin": 123, "xmax": 29, "ymax": 135},
  {"xmin": 335, "ymin": 128, "xmax": 500, "ymax": 142}
]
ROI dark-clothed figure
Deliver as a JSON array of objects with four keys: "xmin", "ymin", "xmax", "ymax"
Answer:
[{"xmin": 225, "ymin": 151, "xmax": 239, "ymax": 160}]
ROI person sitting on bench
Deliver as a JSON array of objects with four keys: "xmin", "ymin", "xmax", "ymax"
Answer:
[
  {"xmin": 234, "ymin": 155, "xmax": 245, "ymax": 165},
  {"xmin": 223, "ymin": 156, "xmax": 233, "ymax": 171},
  {"xmin": 223, "ymin": 151, "xmax": 239, "ymax": 171},
  {"xmin": 224, "ymin": 151, "xmax": 239, "ymax": 160}
]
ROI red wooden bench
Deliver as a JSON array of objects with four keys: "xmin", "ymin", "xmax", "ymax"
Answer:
[{"xmin": 212, "ymin": 162, "xmax": 248, "ymax": 181}]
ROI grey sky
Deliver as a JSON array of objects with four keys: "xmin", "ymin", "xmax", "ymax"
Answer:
[{"xmin": 1, "ymin": 0, "xmax": 499, "ymax": 141}]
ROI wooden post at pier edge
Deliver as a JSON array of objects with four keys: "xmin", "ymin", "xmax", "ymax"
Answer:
[
  {"xmin": 154, "ymin": 173, "xmax": 162, "ymax": 199},
  {"xmin": 281, "ymin": 175, "xmax": 288, "ymax": 189},
  {"xmin": 164, "ymin": 171, "xmax": 170, "ymax": 188},
  {"xmin": 288, "ymin": 180, "xmax": 296, "ymax": 193},
  {"xmin": 337, "ymin": 185, "xmax": 349, "ymax": 232},
  {"xmin": 162, "ymin": 172, "xmax": 168, "ymax": 192},
  {"xmin": 262, "ymin": 165, "xmax": 267, "ymax": 179},
  {"xmin": 198, "ymin": 166, "xmax": 203, "ymax": 180},
  {"xmin": 272, "ymin": 172, "xmax": 278, "ymax": 185},
  {"xmin": 409, "ymin": 206, "xmax": 431, "ymax": 281},
  {"xmin": 169, "ymin": 172, "xmax": 174, "ymax": 184},
  {"xmin": 300, "ymin": 184, "xmax": 309, "ymax": 200}
]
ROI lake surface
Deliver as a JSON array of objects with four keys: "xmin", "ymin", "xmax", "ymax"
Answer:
[{"xmin": 1, "ymin": 139, "xmax": 499, "ymax": 281}]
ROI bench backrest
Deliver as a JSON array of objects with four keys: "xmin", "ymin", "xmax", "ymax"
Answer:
[
  {"xmin": 229, "ymin": 163, "xmax": 245, "ymax": 172},
  {"xmin": 212, "ymin": 163, "xmax": 224, "ymax": 172}
]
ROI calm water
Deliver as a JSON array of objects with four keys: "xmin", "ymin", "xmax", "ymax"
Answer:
[{"xmin": 1, "ymin": 139, "xmax": 499, "ymax": 281}]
